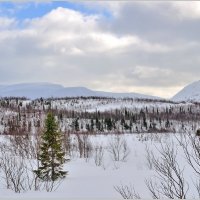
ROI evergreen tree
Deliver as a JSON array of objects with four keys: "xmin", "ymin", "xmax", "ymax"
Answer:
[
  {"xmin": 95, "ymin": 118, "xmax": 101, "ymax": 131},
  {"xmin": 86, "ymin": 123, "xmax": 90, "ymax": 131},
  {"xmin": 74, "ymin": 118, "xmax": 79, "ymax": 131},
  {"xmin": 105, "ymin": 118, "xmax": 113, "ymax": 131},
  {"xmin": 91, "ymin": 119, "xmax": 94, "ymax": 131},
  {"xmin": 34, "ymin": 112, "xmax": 67, "ymax": 181}
]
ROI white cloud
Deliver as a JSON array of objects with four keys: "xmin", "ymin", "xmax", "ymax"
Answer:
[
  {"xmin": 0, "ymin": 17, "xmax": 16, "ymax": 29},
  {"xmin": 0, "ymin": 5, "xmax": 199, "ymax": 98},
  {"xmin": 14, "ymin": 7, "xmax": 169, "ymax": 55}
]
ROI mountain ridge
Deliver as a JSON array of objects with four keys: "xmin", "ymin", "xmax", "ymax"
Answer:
[
  {"xmin": 0, "ymin": 82, "xmax": 161, "ymax": 100},
  {"xmin": 172, "ymin": 80, "xmax": 200, "ymax": 102}
]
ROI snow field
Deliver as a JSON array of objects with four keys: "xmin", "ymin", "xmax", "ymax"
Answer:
[{"xmin": 0, "ymin": 132, "xmax": 199, "ymax": 198}]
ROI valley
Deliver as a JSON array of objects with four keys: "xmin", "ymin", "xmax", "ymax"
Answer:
[{"xmin": 0, "ymin": 96, "xmax": 200, "ymax": 198}]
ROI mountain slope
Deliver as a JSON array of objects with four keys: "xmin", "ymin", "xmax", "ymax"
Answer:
[
  {"xmin": 172, "ymin": 80, "xmax": 200, "ymax": 102},
  {"xmin": 0, "ymin": 82, "xmax": 161, "ymax": 100}
]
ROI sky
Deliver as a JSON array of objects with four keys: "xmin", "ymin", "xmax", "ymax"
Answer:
[{"xmin": 0, "ymin": 1, "xmax": 199, "ymax": 98}]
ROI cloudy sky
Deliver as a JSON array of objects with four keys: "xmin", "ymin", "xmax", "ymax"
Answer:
[{"xmin": 0, "ymin": 1, "xmax": 199, "ymax": 98}]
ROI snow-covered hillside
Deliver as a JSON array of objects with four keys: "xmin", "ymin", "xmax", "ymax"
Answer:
[
  {"xmin": 0, "ymin": 82, "xmax": 161, "ymax": 100},
  {"xmin": 172, "ymin": 80, "xmax": 200, "ymax": 102},
  {"xmin": 0, "ymin": 97, "xmax": 198, "ymax": 135}
]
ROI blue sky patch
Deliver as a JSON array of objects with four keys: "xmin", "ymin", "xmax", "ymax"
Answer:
[{"xmin": 0, "ymin": 1, "xmax": 112, "ymax": 20}]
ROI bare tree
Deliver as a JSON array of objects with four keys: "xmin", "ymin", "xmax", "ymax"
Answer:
[
  {"xmin": 76, "ymin": 133, "xmax": 93, "ymax": 160},
  {"xmin": 176, "ymin": 133, "xmax": 200, "ymax": 177},
  {"xmin": 0, "ymin": 150, "xmax": 30, "ymax": 193},
  {"xmin": 145, "ymin": 179, "xmax": 160, "ymax": 199},
  {"xmin": 108, "ymin": 135, "xmax": 130, "ymax": 162},
  {"xmin": 94, "ymin": 144, "xmax": 104, "ymax": 167},
  {"xmin": 176, "ymin": 132, "xmax": 200, "ymax": 198},
  {"xmin": 145, "ymin": 144, "xmax": 153, "ymax": 170},
  {"xmin": 63, "ymin": 131, "xmax": 72, "ymax": 156},
  {"xmin": 0, "ymin": 129, "xmax": 64, "ymax": 193},
  {"xmin": 7, "ymin": 134, "xmax": 40, "ymax": 159},
  {"xmin": 145, "ymin": 142, "xmax": 189, "ymax": 199}
]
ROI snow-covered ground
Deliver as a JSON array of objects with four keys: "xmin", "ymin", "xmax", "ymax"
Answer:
[
  {"xmin": 0, "ymin": 133, "xmax": 199, "ymax": 199},
  {"xmin": 1, "ymin": 97, "xmax": 200, "ymax": 198}
]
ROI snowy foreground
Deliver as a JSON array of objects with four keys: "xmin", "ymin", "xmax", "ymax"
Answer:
[{"xmin": 0, "ymin": 132, "xmax": 199, "ymax": 199}]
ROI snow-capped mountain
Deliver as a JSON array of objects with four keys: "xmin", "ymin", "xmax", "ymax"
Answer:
[
  {"xmin": 172, "ymin": 80, "xmax": 200, "ymax": 102},
  {"xmin": 0, "ymin": 82, "xmax": 161, "ymax": 100}
]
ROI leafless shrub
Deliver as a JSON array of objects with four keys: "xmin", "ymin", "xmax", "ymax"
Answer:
[
  {"xmin": 63, "ymin": 131, "xmax": 72, "ymax": 156},
  {"xmin": 0, "ymin": 149, "xmax": 62, "ymax": 193},
  {"xmin": 114, "ymin": 183, "xmax": 141, "ymax": 199},
  {"xmin": 76, "ymin": 133, "xmax": 93, "ymax": 161},
  {"xmin": 145, "ymin": 179, "xmax": 160, "ymax": 199},
  {"xmin": 7, "ymin": 135, "xmax": 39, "ymax": 159},
  {"xmin": 194, "ymin": 180, "xmax": 200, "ymax": 198},
  {"xmin": 0, "ymin": 149, "xmax": 34, "ymax": 193},
  {"xmin": 108, "ymin": 135, "xmax": 130, "ymax": 162},
  {"xmin": 145, "ymin": 142, "xmax": 188, "ymax": 199},
  {"xmin": 0, "ymin": 135, "xmax": 63, "ymax": 193},
  {"xmin": 176, "ymin": 133, "xmax": 200, "ymax": 177},
  {"xmin": 176, "ymin": 132, "xmax": 200, "ymax": 198},
  {"xmin": 94, "ymin": 144, "xmax": 104, "ymax": 167},
  {"xmin": 145, "ymin": 145, "xmax": 153, "ymax": 170}
]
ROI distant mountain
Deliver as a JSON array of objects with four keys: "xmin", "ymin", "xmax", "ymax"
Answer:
[
  {"xmin": 172, "ymin": 80, "xmax": 200, "ymax": 102},
  {"xmin": 0, "ymin": 82, "xmax": 161, "ymax": 100}
]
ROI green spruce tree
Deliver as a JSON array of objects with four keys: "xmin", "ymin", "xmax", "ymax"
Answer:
[{"xmin": 34, "ymin": 112, "xmax": 67, "ymax": 181}]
